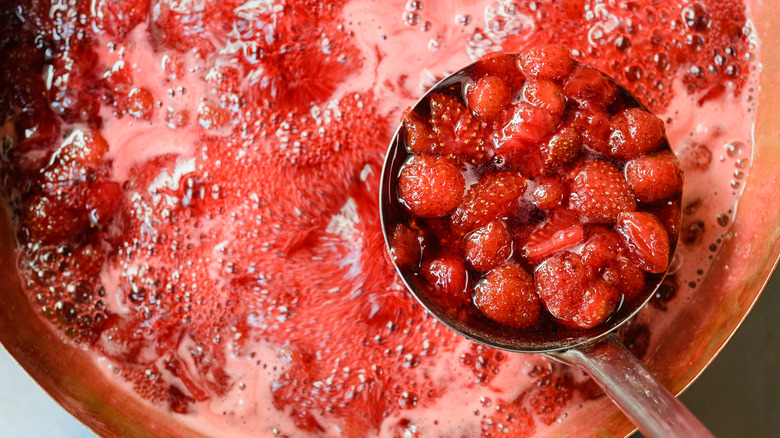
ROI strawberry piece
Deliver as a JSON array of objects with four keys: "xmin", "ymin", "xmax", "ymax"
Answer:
[
  {"xmin": 581, "ymin": 226, "xmax": 623, "ymax": 269},
  {"xmin": 467, "ymin": 76, "xmax": 511, "ymax": 122},
  {"xmin": 472, "ymin": 52, "xmax": 524, "ymax": 87},
  {"xmin": 402, "ymin": 108, "xmax": 439, "ymax": 155},
  {"xmin": 85, "ymin": 180, "xmax": 123, "ymax": 227},
  {"xmin": 624, "ymin": 150, "xmax": 684, "ymax": 203},
  {"xmin": 466, "ymin": 221, "xmax": 512, "ymax": 272},
  {"xmin": 615, "ymin": 211, "xmax": 671, "ymax": 274},
  {"xmin": 429, "ymin": 93, "xmax": 489, "ymax": 163},
  {"xmin": 57, "ymin": 127, "xmax": 110, "ymax": 166},
  {"xmin": 571, "ymin": 104, "xmax": 611, "ymax": 154},
  {"xmin": 603, "ymin": 256, "xmax": 646, "ymax": 300},
  {"xmin": 127, "ymin": 87, "xmax": 155, "ymax": 120},
  {"xmin": 573, "ymin": 280, "xmax": 620, "ymax": 329},
  {"xmin": 531, "ymin": 175, "xmax": 567, "ymax": 210},
  {"xmin": 569, "ymin": 160, "xmax": 637, "ymax": 224},
  {"xmin": 521, "ymin": 79, "xmax": 567, "ymax": 118},
  {"xmin": 523, "ymin": 210, "xmax": 584, "ymax": 262},
  {"xmin": 398, "ymin": 156, "xmax": 465, "ymax": 218},
  {"xmin": 23, "ymin": 192, "xmax": 88, "ymax": 244},
  {"xmin": 421, "ymin": 252, "xmax": 469, "ymax": 304},
  {"xmin": 388, "ymin": 223, "xmax": 423, "ymax": 271},
  {"xmin": 451, "ymin": 171, "xmax": 526, "ymax": 235},
  {"xmin": 474, "ymin": 263, "xmax": 540, "ymax": 328},
  {"xmin": 99, "ymin": 0, "xmax": 150, "ymax": 38},
  {"xmin": 608, "ymin": 107, "xmax": 666, "ymax": 159},
  {"xmin": 497, "ymin": 102, "xmax": 559, "ymax": 156},
  {"xmin": 562, "ymin": 64, "xmax": 617, "ymax": 107},
  {"xmin": 518, "ymin": 45, "xmax": 574, "ymax": 79},
  {"xmin": 541, "ymin": 125, "xmax": 581, "ymax": 170}
]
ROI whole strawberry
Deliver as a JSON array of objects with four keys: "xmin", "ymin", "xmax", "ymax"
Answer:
[
  {"xmin": 519, "ymin": 45, "xmax": 574, "ymax": 79},
  {"xmin": 451, "ymin": 171, "xmax": 526, "ymax": 235},
  {"xmin": 429, "ymin": 93, "xmax": 489, "ymax": 163},
  {"xmin": 608, "ymin": 107, "xmax": 666, "ymax": 159},
  {"xmin": 569, "ymin": 160, "xmax": 637, "ymax": 224},
  {"xmin": 615, "ymin": 211, "xmax": 670, "ymax": 273},
  {"xmin": 398, "ymin": 155, "xmax": 465, "ymax": 218},
  {"xmin": 466, "ymin": 220, "xmax": 512, "ymax": 272},
  {"xmin": 421, "ymin": 251, "xmax": 469, "ymax": 306},
  {"xmin": 624, "ymin": 150, "xmax": 683, "ymax": 203},
  {"xmin": 474, "ymin": 263, "xmax": 540, "ymax": 328},
  {"xmin": 467, "ymin": 76, "xmax": 511, "ymax": 122}
]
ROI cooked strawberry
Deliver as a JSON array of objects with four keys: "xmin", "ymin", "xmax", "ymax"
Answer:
[
  {"xmin": 472, "ymin": 52, "xmax": 524, "ymax": 87},
  {"xmin": 608, "ymin": 107, "xmax": 666, "ymax": 159},
  {"xmin": 602, "ymin": 256, "xmax": 646, "ymax": 299},
  {"xmin": 541, "ymin": 125, "xmax": 581, "ymax": 170},
  {"xmin": 85, "ymin": 180, "xmax": 123, "ymax": 227},
  {"xmin": 23, "ymin": 192, "xmax": 88, "ymax": 244},
  {"xmin": 624, "ymin": 150, "xmax": 684, "ymax": 203},
  {"xmin": 569, "ymin": 160, "xmax": 637, "ymax": 224},
  {"xmin": 521, "ymin": 79, "xmax": 566, "ymax": 118},
  {"xmin": 421, "ymin": 252, "xmax": 469, "ymax": 304},
  {"xmin": 388, "ymin": 223, "xmax": 423, "ymax": 270},
  {"xmin": 531, "ymin": 175, "xmax": 567, "ymax": 210},
  {"xmin": 497, "ymin": 102, "xmax": 559, "ymax": 151},
  {"xmin": 615, "ymin": 211, "xmax": 670, "ymax": 273},
  {"xmin": 518, "ymin": 45, "xmax": 574, "ymax": 79},
  {"xmin": 474, "ymin": 263, "xmax": 540, "ymax": 328},
  {"xmin": 467, "ymin": 76, "xmax": 511, "ymax": 122},
  {"xmin": 572, "ymin": 280, "xmax": 620, "ymax": 329},
  {"xmin": 650, "ymin": 198, "xmax": 682, "ymax": 239},
  {"xmin": 571, "ymin": 104, "xmax": 611, "ymax": 154},
  {"xmin": 127, "ymin": 87, "xmax": 155, "ymax": 120},
  {"xmin": 562, "ymin": 64, "xmax": 617, "ymax": 107},
  {"xmin": 402, "ymin": 108, "xmax": 439, "ymax": 155},
  {"xmin": 450, "ymin": 171, "xmax": 526, "ymax": 235},
  {"xmin": 57, "ymin": 127, "xmax": 110, "ymax": 166},
  {"xmin": 534, "ymin": 251, "xmax": 589, "ymax": 323},
  {"xmin": 523, "ymin": 210, "xmax": 584, "ymax": 262},
  {"xmin": 466, "ymin": 221, "xmax": 512, "ymax": 272},
  {"xmin": 398, "ymin": 156, "xmax": 465, "ymax": 218},
  {"xmin": 581, "ymin": 226, "xmax": 623, "ymax": 269},
  {"xmin": 429, "ymin": 93, "xmax": 489, "ymax": 163}
]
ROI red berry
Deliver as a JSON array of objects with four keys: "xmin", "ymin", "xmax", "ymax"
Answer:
[
  {"xmin": 519, "ymin": 45, "xmax": 574, "ymax": 79},
  {"xmin": 474, "ymin": 263, "xmax": 540, "ymax": 328},
  {"xmin": 467, "ymin": 76, "xmax": 511, "ymax": 122},
  {"xmin": 429, "ymin": 93, "xmax": 489, "ymax": 163},
  {"xmin": 85, "ymin": 180, "xmax": 123, "ymax": 227},
  {"xmin": 498, "ymin": 102, "xmax": 559, "ymax": 147},
  {"xmin": 451, "ymin": 171, "xmax": 526, "ymax": 235},
  {"xmin": 573, "ymin": 280, "xmax": 620, "ymax": 329},
  {"xmin": 603, "ymin": 256, "xmax": 646, "ymax": 300},
  {"xmin": 523, "ymin": 210, "xmax": 584, "ymax": 263},
  {"xmin": 541, "ymin": 125, "xmax": 581, "ymax": 170},
  {"xmin": 472, "ymin": 52, "xmax": 524, "ymax": 87},
  {"xmin": 23, "ymin": 193, "xmax": 88, "ymax": 244},
  {"xmin": 562, "ymin": 64, "xmax": 617, "ymax": 107},
  {"xmin": 615, "ymin": 211, "xmax": 670, "ymax": 274},
  {"xmin": 466, "ymin": 221, "xmax": 512, "ymax": 272},
  {"xmin": 571, "ymin": 104, "xmax": 611, "ymax": 154},
  {"xmin": 388, "ymin": 224, "xmax": 423, "ymax": 270},
  {"xmin": 58, "ymin": 127, "xmax": 110, "ymax": 166},
  {"xmin": 531, "ymin": 175, "xmax": 567, "ymax": 210},
  {"xmin": 127, "ymin": 87, "xmax": 155, "ymax": 120},
  {"xmin": 402, "ymin": 108, "xmax": 439, "ymax": 155},
  {"xmin": 521, "ymin": 79, "xmax": 566, "ymax": 118},
  {"xmin": 624, "ymin": 150, "xmax": 684, "ymax": 203},
  {"xmin": 398, "ymin": 156, "xmax": 465, "ymax": 218},
  {"xmin": 421, "ymin": 252, "xmax": 469, "ymax": 304},
  {"xmin": 569, "ymin": 160, "xmax": 637, "ymax": 224},
  {"xmin": 581, "ymin": 226, "xmax": 623, "ymax": 269},
  {"xmin": 608, "ymin": 107, "xmax": 666, "ymax": 159}
]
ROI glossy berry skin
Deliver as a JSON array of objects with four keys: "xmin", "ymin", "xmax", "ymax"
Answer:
[
  {"xmin": 429, "ymin": 93, "xmax": 489, "ymax": 163},
  {"xmin": 581, "ymin": 226, "xmax": 623, "ymax": 269},
  {"xmin": 541, "ymin": 125, "xmax": 581, "ymax": 171},
  {"xmin": 519, "ymin": 45, "xmax": 574, "ymax": 79},
  {"xmin": 474, "ymin": 263, "xmax": 540, "ymax": 328},
  {"xmin": 388, "ymin": 224, "xmax": 423, "ymax": 271},
  {"xmin": 466, "ymin": 221, "xmax": 512, "ymax": 272},
  {"xmin": 521, "ymin": 79, "xmax": 566, "ymax": 118},
  {"xmin": 23, "ymin": 193, "xmax": 87, "ymax": 244},
  {"xmin": 531, "ymin": 176, "xmax": 567, "ymax": 210},
  {"xmin": 569, "ymin": 160, "xmax": 637, "ymax": 224},
  {"xmin": 450, "ymin": 172, "xmax": 526, "ymax": 235},
  {"xmin": 398, "ymin": 156, "xmax": 465, "ymax": 218},
  {"xmin": 467, "ymin": 76, "xmax": 511, "ymax": 122},
  {"xmin": 563, "ymin": 64, "xmax": 617, "ymax": 108},
  {"xmin": 402, "ymin": 108, "xmax": 438, "ymax": 155},
  {"xmin": 421, "ymin": 252, "xmax": 469, "ymax": 305},
  {"xmin": 624, "ymin": 150, "xmax": 684, "ymax": 204},
  {"xmin": 615, "ymin": 211, "xmax": 670, "ymax": 274},
  {"xmin": 523, "ymin": 210, "xmax": 584, "ymax": 263},
  {"xmin": 609, "ymin": 107, "xmax": 666, "ymax": 159}
]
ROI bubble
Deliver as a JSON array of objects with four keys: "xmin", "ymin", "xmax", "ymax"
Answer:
[
  {"xmin": 682, "ymin": 3, "xmax": 711, "ymax": 32},
  {"xmin": 456, "ymin": 14, "xmax": 472, "ymax": 26},
  {"xmin": 615, "ymin": 36, "xmax": 631, "ymax": 51},
  {"xmin": 724, "ymin": 141, "xmax": 745, "ymax": 158},
  {"xmin": 717, "ymin": 214, "xmax": 730, "ymax": 227},
  {"xmin": 733, "ymin": 169, "xmax": 745, "ymax": 180},
  {"xmin": 624, "ymin": 65, "xmax": 642, "ymax": 82},
  {"xmin": 54, "ymin": 300, "xmax": 77, "ymax": 326},
  {"xmin": 68, "ymin": 280, "xmax": 94, "ymax": 303},
  {"xmin": 404, "ymin": 12, "xmax": 420, "ymax": 26},
  {"xmin": 653, "ymin": 52, "xmax": 670, "ymax": 71}
]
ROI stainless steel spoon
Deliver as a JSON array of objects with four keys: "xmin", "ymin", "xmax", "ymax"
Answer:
[{"xmin": 379, "ymin": 57, "xmax": 715, "ymax": 438}]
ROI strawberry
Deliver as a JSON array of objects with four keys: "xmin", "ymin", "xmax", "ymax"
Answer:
[
  {"xmin": 540, "ymin": 125, "xmax": 581, "ymax": 170},
  {"xmin": 496, "ymin": 102, "xmax": 559, "ymax": 155},
  {"xmin": 388, "ymin": 223, "xmax": 423, "ymax": 271},
  {"xmin": 429, "ymin": 93, "xmax": 489, "ymax": 163},
  {"xmin": 624, "ymin": 150, "xmax": 684, "ymax": 203},
  {"xmin": 602, "ymin": 256, "xmax": 646, "ymax": 299},
  {"xmin": 608, "ymin": 107, "xmax": 666, "ymax": 159},
  {"xmin": 518, "ymin": 45, "xmax": 574, "ymax": 79},
  {"xmin": 450, "ymin": 171, "xmax": 526, "ymax": 235},
  {"xmin": 473, "ymin": 263, "xmax": 540, "ymax": 328},
  {"xmin": 23, "ymin": 192, "xmax": 88, "ymax": 244},
  {"xmin": 56, "ymin": 127, "xmax": 110, "ymax": 166},
  {"xmin": 402, "ymin": 108, "xmax": 439, "ymax": 155},
  {"xmin": 85, "ymin": 180, "xmax": 123, "ymax": 227},
  {"xmin": 127, "ymin": 87, "xmax": 155, "ymax": 120},
  {"xmin": 569, "ymin": 160, "xmax": 637, "ymax": 224},
  {"xmin": 472, "ymin": 52, "xmax": 524, "ymax": 87},
  {"xmin": 465, "ymin": 221, "xmax": 512, "ymax": 272},
  {"xmin": 523, "ymin": 210, "xmax": 584, "ymax": 262},
  {"xmin": 572, "ymin": 279, "xmax": 620, "ymax": 329},
  {"xmin": 521, "ymin": 79, "xmax": 566, "ymax": 118},
  {"xmin": 615, "ymin": 211, "xmax": 670, "ymax": 273},
  {"xmin": 421, "ymin": 252, "xmax": 469, "ymax": 305},
  {"xmin": 562, "ymin": 64, "xmax": 617, "ymax": 107},
  {"xmin": 571, "ymin": 104, "xmax": 611, "ymax": 154},
  {"xmin": 398, "ymin": 155, "xmax": 465, "ymax": 218},
  {"xmin": 467, "ymin": 76, "xmax": 511, "ymax": 122},
  {"xmin": 581, "ymin": 226, "xmax": 623, "ymax": 269},
  {"xmin": 531, "ymin": 175, "xmax": 567, "ymax": 210}
]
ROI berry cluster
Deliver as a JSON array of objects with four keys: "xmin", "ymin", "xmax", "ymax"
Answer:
[{"xmin": 389, "ymin": 47, "xmax": 682, "ymax": 332}]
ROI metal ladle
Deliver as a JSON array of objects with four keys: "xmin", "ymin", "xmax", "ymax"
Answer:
[{"xmin": 379, "ymin": 59, "xmax": 714, "ymax": 438}]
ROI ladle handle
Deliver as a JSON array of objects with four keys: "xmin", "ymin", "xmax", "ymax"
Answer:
[{"xmin": 547, "ymin": 334, "xmax": 715, "ymax": 438}]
